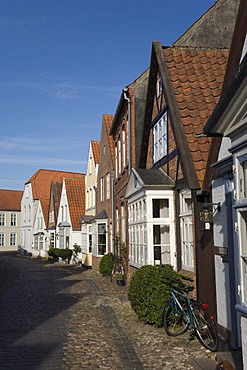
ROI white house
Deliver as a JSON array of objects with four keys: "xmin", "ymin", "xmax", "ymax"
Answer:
[
  {"xmin": 21, "ymin": 169, "xmax": 85, "ymax": 256},
  {"xmin": 0, "ymin": 189, "xmax": 23, "ymax": 250},
  {"xmin": 57, "ymin": 177, "xmax": 85, "ymax": 252}
]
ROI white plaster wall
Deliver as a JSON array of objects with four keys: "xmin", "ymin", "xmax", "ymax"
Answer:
[
  {"xmin": 215, "ymin": 255, "xmax": 231, "ymax": 330},
  {"xmin": 241, "ymin": 316, "xmax": 247, "ymax": 370},
  {"xmin": 21, "ymin": 183, "xmax": 35, "ymax": 252},
  {"xmin": 218, "ymin": 137, "xmax": 231, "ymax": 162},
  {"xmin": 212, "ymin": 177, "xmax": 232, "ymax": 331},
  {"xmin": 212, "ymin": 178, "xmax": 228, "ymax": 247},
  {"xmin": 85, "ymin": 144, "xmax": 98, "ymax": 216}
]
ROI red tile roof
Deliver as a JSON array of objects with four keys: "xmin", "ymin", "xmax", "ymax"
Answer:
[
  {"xmin": 0, "ymin": 189, "xmax": 23, "ymax": 211},
  {"xmin": 163, "ymin": 46, "xmax": 229, "ymax": 186},
  {"xmin": 103, "ymin": 114, "xmax": 114, "ymax": 165},
  {"xmin": 91, "ymin": 141, "xmax": 100, "ymax": 165},
  {"xmin": 26, "ymin": 169, "xmax": 85, "ymax": 226},
  {"xmin": 64, "ymin": 178, "xmax": 85, "ymax": 230}
]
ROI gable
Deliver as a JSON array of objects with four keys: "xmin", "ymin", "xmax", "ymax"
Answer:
[
  {"xmin": 64, "ymin": 178, "xmax": 85, "ymax": 231},
  {"xmin": 141, "ymin": 42, "xmax": 229, "ymax": 189}
]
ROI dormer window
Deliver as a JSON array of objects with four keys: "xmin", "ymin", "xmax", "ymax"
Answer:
[{"xmin": 153, "ymin": 111, "xmax": 168, "ymax": 163}]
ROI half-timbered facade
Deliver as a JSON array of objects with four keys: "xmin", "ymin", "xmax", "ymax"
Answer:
[{"xmin": 134, "ymin": 42, "xmax": 230, "ymax": 316}]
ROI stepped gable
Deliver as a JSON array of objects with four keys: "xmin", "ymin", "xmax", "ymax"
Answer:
[
  {"xmin": 0, "ymin": 189, "xmax": 23, "ymax": 211},
  {"xmin": 163, "ymin": 46, "xmax": 229, "ymax": 186}
]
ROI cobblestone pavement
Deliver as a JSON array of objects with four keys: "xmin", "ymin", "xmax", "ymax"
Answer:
[{"xmin": 0, "ymin": 251, "xmax": 215, "ymax": 370}]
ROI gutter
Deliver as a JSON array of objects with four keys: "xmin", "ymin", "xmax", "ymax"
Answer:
[{"xmin": 123, "ymin": 88, "xmax": 132, "ymax": 176}]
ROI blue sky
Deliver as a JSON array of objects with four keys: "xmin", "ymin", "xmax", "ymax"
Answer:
[{"xmin": 0, "ymin": 0, "xmax": 215, "ymax": 190}]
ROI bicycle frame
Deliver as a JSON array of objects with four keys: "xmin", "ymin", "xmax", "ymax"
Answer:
[{"xmin": 170, "ymin": 288, "xmax": 194, "ymax": 328}]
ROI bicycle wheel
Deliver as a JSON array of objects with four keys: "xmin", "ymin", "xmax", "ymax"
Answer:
[
  {"xmin": 193, "ymin": 305, "xmax": 219, "ymax": 352},
  {"xmin": 163, "ymin": 299, "xmax": 189, "ymax": 336}
]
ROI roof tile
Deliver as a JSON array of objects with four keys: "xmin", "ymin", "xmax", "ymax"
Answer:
[
  {"xmin": 0, "ymin": 189, "xmax": 23, "ymax": 211},
  {"xmin": 163, "ymin": 46, "xmax": 229, "ymax": 187}
]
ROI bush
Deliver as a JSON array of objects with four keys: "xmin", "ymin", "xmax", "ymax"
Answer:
[
  {"xmin": 128, "ymin": 264, "xmax": 182, "ymax": 327},
  {"xmin": 99, "ymin": 253, "xmax": 114, "ymax": 276},
  {"xmin": 48, "ymin": 247, "xmax": 72, "ymax": 261}
]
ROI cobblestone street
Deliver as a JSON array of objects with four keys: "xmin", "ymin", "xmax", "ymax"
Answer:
[{"xmin": 0, "ymin": 251, "xmax": 215, "ymax": 369}]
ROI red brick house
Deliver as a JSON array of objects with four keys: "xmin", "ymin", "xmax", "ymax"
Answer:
[
  {"xmin": 91, "ymin": 114, "xmax": 114, "ymax": 270},
  {"xmin": 110, "ymin": 70, "xmax": 149, "ymax": 275},
  {"xmin": 126, "ymin": 42, "xmax": 229, "ymax": 317}
]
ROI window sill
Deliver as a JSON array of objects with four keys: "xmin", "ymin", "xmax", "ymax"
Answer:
[{"xmin": 178, "ymin": 269, "xmax": 194, "ymax": 282}]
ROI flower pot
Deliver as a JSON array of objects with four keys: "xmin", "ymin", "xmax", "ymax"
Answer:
[{"xmin": 116, "ymin": 279, "xmax": 125, "ymax": 286}]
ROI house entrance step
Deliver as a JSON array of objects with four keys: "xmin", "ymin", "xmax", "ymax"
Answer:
[
  {"xmin": 189, "ymin": 357, "xmax": 216, "ymax": 370},
  {"xmin": 190, "ymin": 351, "xmax": 243, "ymax": 370}
]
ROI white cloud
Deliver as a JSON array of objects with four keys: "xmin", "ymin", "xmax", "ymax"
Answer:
[
  {"xmin": 0, "ymin": 72, "xmax": 121, "ymax": 100},
  {"xmin": 0, "ymin": 154, "xmax": 86, "ymax": 166}
]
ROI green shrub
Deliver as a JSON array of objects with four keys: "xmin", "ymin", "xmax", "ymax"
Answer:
[
  {"xmin": 58, "ymin": 248, "xmax": 73, "ymax": 261},
  {"xmin": 128, "ymin": 264, "xmax": 182, "ymax": 327},
  {"xmin": 48, "ymin": 247, "xmax": 72, "ymax": 261},
  {"xmin": 99, "ymin": 252, "xmax": 114, "ymax": 276},
  {"xmin": 48, "ymin": 247, "xmax": 58, "ymax": 258}
]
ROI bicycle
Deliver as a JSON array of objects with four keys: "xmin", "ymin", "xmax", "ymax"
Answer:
[{"xmin": 163, "ymin": 284, "xmax": 219, "ymax": 352}]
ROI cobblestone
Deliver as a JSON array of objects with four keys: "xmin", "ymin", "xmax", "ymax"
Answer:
[{"xmin": 0, "ymin": 251, "xmax": 215, "ymax": 369}]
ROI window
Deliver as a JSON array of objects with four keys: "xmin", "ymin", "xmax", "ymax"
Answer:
[
  {"xmin": 64, "ymin": 205, "xmax": 68, "ymax": 222},
  {"xmin": 116, "ymin": 208, "xmax": 119, "ymax": 233},
  {"xmin": 122, "ymin": 126, "xmax": 126, "ymax": 168},
  {"xmin": 0, "ymin": 213, "xmax": 5, "ymax": 226},
  {"xmin": 157, "ymin": 75, "xmax": 162, "ymax": 97},
  {"xmin": 121, "ymin": 203, "xmax": 126, "ymax": 244},
  {"xmin": 61, "ymin": 206, "xmax": 64, "ymax": 222},
  {"xmin": 50, "ymin": 233, "xmax": 55, "ymax": 248},
  {"xmin": 11, "ymin": 214, "xmax": 16, "ymax": 226},
  {"xmin": 28, "ymin": 205, "xmax": 31, "ymax": 223},
  {"xmin": 34, "ymin": 235, "xmax": 38, "ymax": 250},
  {"xmin": 49, "ymin": 210, "xmax": 54, "ymax": 224},
  {"xmin": 0, "ymin": 233, "xmax": 5, "ymax": 246},
  {"xmin": 152, "ymin": 199, "xmax": 169, "ymax": 218},
  {"xmin": 10, "ymin": 233, "xmax": 16, "ymax": 246},
  {"xmin": 115, "ymin": 144, "xmax": 118, "ymax": 178},
  {"xmin": 100, "ymin": 177, "xmax": 104, "ymax": 202},
  {"xmin": 239, "ymin": 210, "xmax": 247, "ymax": 303},
  {"xmin": 153, "ymin": 225, "xmax": 170, "ymax": 265},
  {"xmin": 106, "ymin": 173, "xmax": 110, "ymax": 199},
  {"xmin": 153, "ymin": 111, "xmax": 168, "ymax": 163},
  {"xmin": 98, "ymin": 223, "xmax": 107, "ymax": 255},
  {"xmin": 118, "ymin": 136, "xmax": 121, "ymax": 174},
  {"xmin": 179, "ymin": 190, "xmax": 193, "ymax": 270},
  {"xmin": 238, "ymin": 155, "xmax": 247, "ymax": 199}
]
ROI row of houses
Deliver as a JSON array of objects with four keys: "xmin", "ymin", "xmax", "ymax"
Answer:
[{"xmin": 1, "ymin": 0, "xmax": 247, "ymax": 367}]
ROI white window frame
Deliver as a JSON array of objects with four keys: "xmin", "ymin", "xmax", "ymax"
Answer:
[
  {"xmin": 100, "ymin": 177, "xmax": 104, "ymax": 202},
  {"xmin": 106, "ymin": 173, "xmax": 110, "ymax": 199},
  {"xmin": 0, "ymin": 213, "xmax": 5, "ymax": 226},
  {"xmin": 122, "ymin": 126, "xmax": 126, "ymax": 168},
  {"xmin": 118, "ymin": 136, "xmax": 121, "ymax": 174},
  {"xmin": 11, "ymin": 213, "xmax": 17, "ymax": 226},
  {"xmin": 153, "ymin": 111, "xmax": 168, "ymax": 163},
  {"xmin": 0, "ymin": 233, "xmax": 5, "ymax": 246},
  {"xmin": 179, "ymin": 189, "xmax": 194, "ymax": 271},
  {"xmin": 115, "ymin": 144, "xmax": 118, "ymax": 178}
]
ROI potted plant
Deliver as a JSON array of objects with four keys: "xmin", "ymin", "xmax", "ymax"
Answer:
[{"xmin": 115, "ymin": 273, "xmax": 125, "ymax": 286}]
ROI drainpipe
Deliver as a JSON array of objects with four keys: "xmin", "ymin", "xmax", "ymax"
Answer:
[
  {"xmin": 123, "ymin": 88, "xmax": 131, "ymax": 175},
  {"xmin": 111, "ymin": 172, "xmax": 115, "ymax": 254}
]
